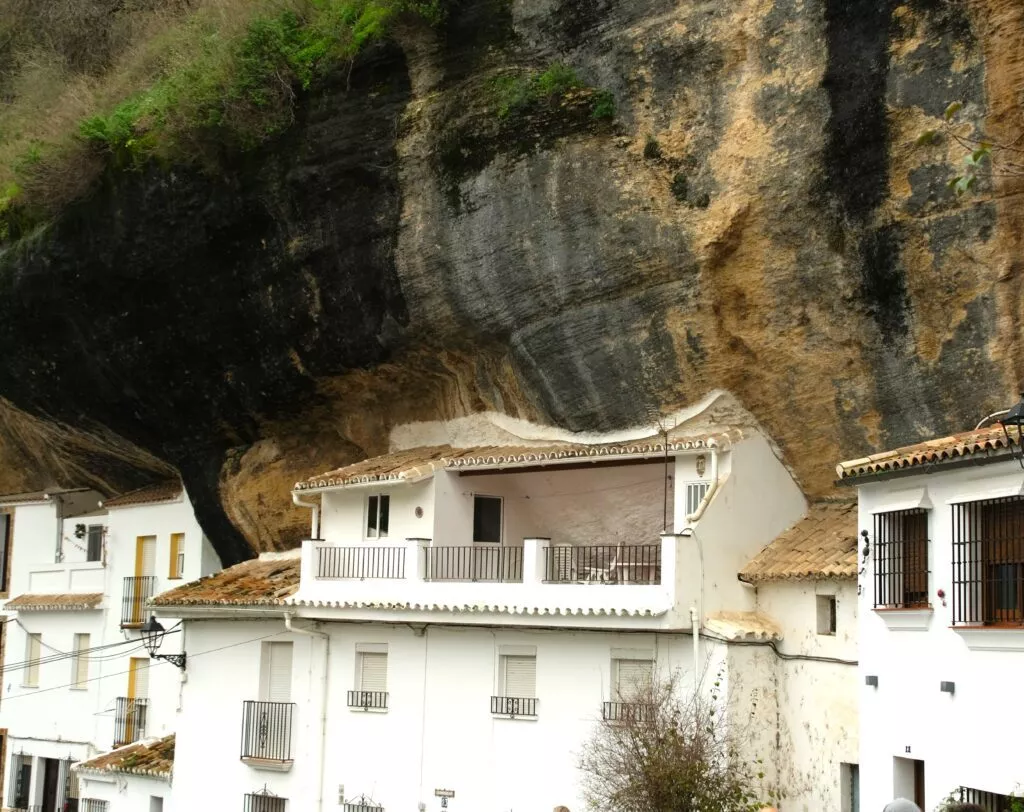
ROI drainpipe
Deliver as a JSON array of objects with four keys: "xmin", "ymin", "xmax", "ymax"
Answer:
[
  {"xmin": 51, "ymin": 493, "xmax": 64, "ymax": 563},
  {"xmin": 285, "ymin": 612, "xmax": 329, "ymax": 812},
  {"xmin": 292, "ymin": 493, "xmax": 321, "ymax": 540},
  {"xmin": 686, "ymin": 444, "xmax": 720, "ymax": 525},
  {"xmin": 689, "ymin": 606, "xmax": 699, "ymax": 693}
]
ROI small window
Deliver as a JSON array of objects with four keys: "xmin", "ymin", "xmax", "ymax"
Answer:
[
  {"xmin": 81, "ymin": 801, "xmax": 109, "ymax": 812},
  {"xmin": 244, "ymin": 794, "xmax": 286, "ymax": 812},
  {"xmin": 366, "ymin": 495, "xmax": 390, "ymax": 538},
  {"xmin": 24, "ymin": 632, "xmax": 41, "ymax": 687},
  {"xmin": 684, "ymin": 482, "xmax": 710, "ymax": 516},
  {"xmin": 840, "ymin": 763, "xmax": 860, "ymax": 812},
  {"xmin": 501, "ymin": 655, "xmax": 536, "ymax": 698},
  {"xmin": 473, "ymin": 496, "xmax": 502, "ymax": 543},
  {"xmin": 149, "ymin": 798, "xmax": 164, "ymax": 812},
  {"xmin": 169, "ymin": 533, "xmax": 185, "ymax": 579},
  {"xmin": 86, "ymin": 525, "xmax": 103, "ymax": 563},
  {"xmin": 359, "ymin": 651, "xmax": 388, "ymax": 692},
  {"xmin": 260, "ymin": 642, "xmax": 293, "ymax": 703},
  {"xmin": 71, "ymin": 633, "xmax": 90, "ymax": 689},
  {"xmin": 817, "ymin": 595, "xmax": 837, "ymax": 635},
  {"xmin": 0, "ymin": 512, "xmax": 11, "ymax": 593},
  {"xmin": 349, "ymin": 648, "xmax": 389, "ymax": 709},
  {"xmin": 613, "ymin": 658, "xmax": 653, "ymax": 701}
]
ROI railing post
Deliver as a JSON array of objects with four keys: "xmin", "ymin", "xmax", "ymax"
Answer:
[
  {"xmin": 407, "ymin": 539, "xmax": 430, "ymax": 583},
  {"xmin": 523, "ymin": 538, "xmax": 549, "ymax": 585},
  {"xmin": 659, "ymin": 533, "xmax": 677, "ymax": 589}
]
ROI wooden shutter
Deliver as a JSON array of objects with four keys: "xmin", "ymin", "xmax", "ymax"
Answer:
[
  {"xmin": 359, "ymin": 652, "xmax": 387, "ymax": 692},
  {"xmin": 73, "ymin": 634, "xmax": 90, "ymax": 688},
  {"xmin": 503, "ymin": 656, "xmax": 536, "ymax": 698},
  {"xmin": 129, "ymin": 657, "xmax": 149, "ymax": 699},
  {"xmin": 24, "ymin": 633, "xmax": 40, "ymax": 687},
  {"xmin": 169, "ymin": 534, "xmax": 184, "ymax": 578},
  {"xmin": 136, "ymin": 536, "xmax": 156, "ymax": 577},
  {"xmin": 615, "ymin": 659, "xmax": 652, "ymax": 699},
  {"xmin": 266, "ymin": 642, "xmax": 293, "ymax": 703}
]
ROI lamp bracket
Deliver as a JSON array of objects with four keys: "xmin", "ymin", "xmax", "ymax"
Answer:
[{"xmin": 151, "ymin": 652, "xmax": 187, "ymax": 671}]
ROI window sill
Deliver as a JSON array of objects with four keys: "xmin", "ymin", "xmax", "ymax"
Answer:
[
  {"xmin": 873, "ymin": 607, "xmax": 933, "ymax": 631},
  {"xmin": 241, "ymin": 757, "xmax": 293, "ymax": 772},
  {"xmin": 491, "ymin": 712, "xmax": 538, "ymax": 721},
  {"xmin": 952, "ymin": 627, "xmax": 1024, "ymax": 651},
  {"xmin": 19, "ymin": 684, "xmax": 38, "ymax": 690},
  {"xmin": 348, "ymin": 706, "xmax": 388, "ymax": 714},
  {"xmin": 69, "ymin": 687, "xmax": 88, "ymax": 692}
]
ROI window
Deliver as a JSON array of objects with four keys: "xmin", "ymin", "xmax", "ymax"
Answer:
[
  {"xmin": 7, "ymin": 752, "xmax": 30, "ymax": 810},
  {"xmin": 0, "ymin": 512, "xmax": 11, "ymax": 593},
  {"xmin": 260, "ymin": 642, "xmax": 293, "ymax": 703},
  {"xmin": 873, "ymin": 509, "xmax": 929, "ymax": 608},
  {"xmin": 169, "ymin": 533, "xmax": 184, "ymax": 579},
  {"xmin": 244, "ymin": 793, "xmax": 286, "ymax": 812},
  {"xmin": 492, "ymin": 653, "xmax": 537, "ymax": 717},
  {"xmin": 473, "ymin": 496, "xmax": 502, "ymax": 543},
  {"xmin": 23, "ymin": 633, "xmax": 40, "ymax": 687},
  {"xmin": 71, "ymin": 633, "xmax": 90, "ymax": 689},
  {"xmin": 366, "ymin": 495, "xmax": 390, "ymax": 538},
  {"xmin": 81, "ymin": 801, "xmax": 109, "ymax": 812},
  {"xmin": 349, "ymin": 645, "xmax": 388, "ymax": 709},
  {"xmin": 816, "ymin": 595, "xmax": 837, "ymax": 635},
  {"xmin": 613, "ymin": 657, "xmax": 653, "ymax": 702},
  {"xmin": 952, "ymin": 497, "xmax": 1024, "ymax": 625},
  {"xmin": 86, "ymin": 525, "xmax": 103, "ymax": 563},
  {"xmin": 840, "ymin": 763, "xmax": 859, "ymax": 812},
  {"xmin": 684, "ymin": 482, "xmax": 710, "ymax": 516},
  {"xmin": 150, "ymin": 796, "xmax": 164, "ymax": 812}
]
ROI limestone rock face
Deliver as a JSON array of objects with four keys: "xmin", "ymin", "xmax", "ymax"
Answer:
[{"xmin": 0, "ymin": 0, "xmax": 1021, "ymax": 562}]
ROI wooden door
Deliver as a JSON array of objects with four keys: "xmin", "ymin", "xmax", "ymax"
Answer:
[{"xmin": 981, "ymin": 500, "xmax": 1024, "ymax": 624}]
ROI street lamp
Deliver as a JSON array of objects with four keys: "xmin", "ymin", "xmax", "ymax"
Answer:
[
  {"xmin": 1000, "ymin": 392, "xmax": 1024, "ymax": 470},
  {"xmin": 140, "ymin": 615, "xmax": 186, "ymax": 670}
]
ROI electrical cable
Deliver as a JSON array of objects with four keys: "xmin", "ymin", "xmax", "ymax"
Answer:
[
  {"xmin": 700, "ymin": 629, "xmax": 858, "ymax": 666},
  {"xmin": 3, "ymin": 619, "xmax": 181, "ymax": 672}
]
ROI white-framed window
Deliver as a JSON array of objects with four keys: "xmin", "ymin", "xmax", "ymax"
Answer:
[
  {"xmin": 149, "ymin": 797, "xmax": 165, "ymax": 812},
  {"xmin": 817, "ymin": 595, "xmax": 837, "ymax": 635},
  {"xmin": 23, "ymin": 632, "xmax": 41, "ymax": 687},
  {"xmin": 473, "ymin": 495, "xmax": 503, "ymax": 543},
  {"xmin": 501, "ymin": 654, "xmax": 536, "ymax": 699},
  {"xmin": 71, "ymin": 633, "xmax": 90, "ymax": 689},
  {"xmin": 358, "ymin": 651, "xmax": 388, "ymax": 693},
  {"xmin": 260, "ymin": 641, "xmax": 294, "ymax": 703},
  {"xmin": 169, "ymin": 533, "xmax": 185, "ymax": 579},
  {"xmin": 613, "ymin": 657, "xmax": 654, "ymax": 702},
  {"xmin": 86, "ymin": 525, "xmax": 104, "ymax": 563},
  {"xmin": 366, "ymin": 495, "xmax": 390, "ymax": 538},
  {"xmin": 684, "ymin": 482, "xmax": 710, "ymax": 516}
]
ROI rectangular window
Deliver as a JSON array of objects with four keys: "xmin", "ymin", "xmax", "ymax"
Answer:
[
  {"xmin": 149, "ymin": 796, "xmax": 164, "ymax": 812},
  {"xmin": 952, "ymin": 497, "xmax": 1024, "ymax": 625},
  {"xmin": 359, "ymin": 651, "xmax": 388, "ymax": 692},
  {"xmin": 840, "ymin": 763, "xmax": 859, "ymax": 812},
  {"xmin": 873, "ymin": 509, "xmax": 929, "ymax": 608},
  {"xmin": 136, "ymin": 536, "xmax": 156, "ymax": 578},
  {"xmin": 7, "ymin": 753, "xmax": 30, "ymax": 810},
  {"xmin": 260, "ymin": 642, "xmax": 293, "ymax": 704},
  {"xmin": 685, "ymin": 482, "xmax": 710, "ymax": 516},
  {"xmin": 501, "ymin": 655, "xmax": 537, "ymax": 698},
  {"xmin": 473, "ymin": 495, "xmax": 503, "ymax": 543},
  {"xmin": 128, "ymin": 657, "xmax": 149, "ymax": 700},
  {"xmin": 366, "ymin": 495, "xmax": 390, "ymax": 539},
  {"xmin": 168, "ymin": 533, "xmax": 184, "ymax": 579},
  {"xmin": 817, "ymin": 595, "xmax": 837, "ymax": 635},
  {"xmin": 24, "ymin": 632, "xmax": 41, "ymax": 687},
  {"xmin": 613, "ymin": 658, "xmax": 653, "ymax": 701},
  {"xmin": 244, "ymin": 793, "xmax": 286, "ymax": 812},
  {"xmin": 0, "ymin": 512, "xmax": 11, "ymax": 593},
  {"xmin": 71, "ymin": 633, "xmax": 90, "ymax": 689},
  {"xmin": 81, "ymin": 801, "xmax": 109, "ymax": 812},
  {"xmin": 86, "ymin": 525, "xmax": 103, "ymax": 563}
]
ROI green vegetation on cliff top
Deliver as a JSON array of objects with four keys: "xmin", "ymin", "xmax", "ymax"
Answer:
[{"xmin": 0, "ymin": 0, "xmax": 445, "ymax": 240}]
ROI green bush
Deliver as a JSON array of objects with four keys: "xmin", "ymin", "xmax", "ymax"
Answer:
[
  {"xmin": 590, "ymin": 89, "xmax": 615, "ymax": 120},
  {"xmin": 490, "ymin": 62, "xmax": 613, "ymax": 121}
]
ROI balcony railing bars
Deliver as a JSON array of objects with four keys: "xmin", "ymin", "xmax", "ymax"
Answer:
[
  {"xmin": 240, "ymin": 700, "xmax": 295, "ymax": 762},
  {"xmin": 952, "ymin": 496, "xmax": 1024, "ymax": 626},
  {"xmin": 244, "ymin": 791, "xmax": 286, "ymax": 812},
  {"xmin": 873, "ymin": 509, "xmax": 929, "ymax": 608},
  {"xmin": 544, "ymin": 545, "xmax": 661, "ymax": 584},
  {"xmin": 120, "ymin": 576, "xmax": 156, "ymax": 627},
  {"xmin": 958, "ymin": 786, "xmax": 1017, "ymax": 811},
  {"xmin": 316, "ymin": 546, "xmax": 405, "ymax": 580},
  {"xmin": 347, "ymin": 690, "xmax": 388, "ymax": 710},
  {"xmin": 113, "ymin": 697, "xmax": 148, "ymax": 748},
  {"xmin": 424, "ymin": 546, "xmax": 523, "ymax": 582},
  {"xmin": 490, "ymin": 696, "xmax": 537, "ymax": 717},
  {"xmin": 602, "ymin": 701, "xmax": 655, "ymax": 723}
]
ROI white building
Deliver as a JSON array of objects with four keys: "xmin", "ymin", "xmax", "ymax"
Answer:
[
  {"xmin": 0, "ymin": 482, "xmax": 221, "ymax": 812},
  {"xmin": 144, "ymin": 409, "xmax": 864, "ymax": 812},
  {"xmin": 839, "ymin": 422, "xmax": 1024, "ymax": 811}
]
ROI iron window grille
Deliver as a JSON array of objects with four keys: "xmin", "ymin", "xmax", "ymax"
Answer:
[
  {"xmin": 7, "ymin": 752, "xmax": 30, "ymax": 810},
  {"xmin": 120, "ymin": 576, "xmax": 156, "ymax": 627},
  {"xmin": 113, "ymin": 697, "xmax": 148, "ymax": 748},
  {"xmin": 602, "ymin": 701, "xmax": 655, "ymax": 723},
  {"xmin": 343, "ymin": 795, "xmax": 383, "ymax": 812},
  {"xmin": 958, "ymin": 786, "xmax": 1018, "ymax": 811},
  {"xmin": 347, "ymin": 690, "xmax": 388, "ymax": 710},
  {"xmin": 873, "ymin": 508, "xmax": 929, "ymax": 608},
  {"xmin": 81, "ymin": 801, "xmax": 109, "ymax": 812},
  {"xmin": 490, "ymin": 696, "xmax": 538, "ymax": 717},
  {"xmin": 952, "ymin": 496, "xmax": 1024, "ymax": 626},
  {"xmin": 241, "ymin": 701, "xmax": 295, "ymax": 762},
  {"xmin": 244, "ymin": 790, "xmax": 286, "ymax": 812}
]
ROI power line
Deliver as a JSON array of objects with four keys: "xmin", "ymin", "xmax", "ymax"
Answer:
[{"xmin": 2, "ymin": 620, "xmax": 180, "ymax": 673}]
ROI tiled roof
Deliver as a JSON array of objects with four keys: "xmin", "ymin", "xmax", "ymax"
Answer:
[
  {"xmin": 836, "ymin": 424, "xmax": 1018, "ymax": 481},
  {"xmin": 295, "ymin": 432, "xmax": 738, "ymax": 492},
  {"xmin": 5, "ymin": 593, "xmax": 103, "ymax": 611},
  {"xmin": 705, "ymin": 611, "xmax": 782, "ymax": 641},
  {"xmin": 75, "ymin": 735, "xmax": 174, "ymax": 779},
  {"xmin": 740, "ymin": 501, "xmax": 858, "ymax": 582},
  {"xmin": 152, "ymin": 550, "xmax": 300, "ymax": 607},
  {"xmin": 103, "ymin": 481, "xmax": 181, "ymax": 509},
  {"xmin": 287, "ymin": 596, "xmax": 668, "ymax": 618}
]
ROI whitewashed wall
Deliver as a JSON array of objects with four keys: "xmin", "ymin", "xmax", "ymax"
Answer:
[
  {"xmin": 857, "ymin": 459, "xmax": 1024, "ymax": 811},
  {"xmin": 78, "ymin": 769, "xmax": 171, "ymax": 812}
]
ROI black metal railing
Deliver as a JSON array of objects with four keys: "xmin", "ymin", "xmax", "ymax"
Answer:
[
  {"xmin": 113, "ymin": 697, "xmax": 148, "ymax": 747},
  {"xmin": 490, "ymin": 696, "xmax": 537, "ymax": 717},
  {"xmin": 952, "ymin": 497, "xmax": 1024, "ymax": 626},
  {"xmin": 602, "ymin": 701, "xmax": 655, "ymax": 723},
  {"xmin": 873, "ymin": 509, "xmax": 930, "ymax": 608},
  {"xmin": 244, "ymin": 792, "xmax": 286, "ymax": 812},
  {"xmin": 544, "ymin": 545, "xmax": 661, "ymax": 584},
  {"xmin": 347, "ymin": 690, "xmax": 388, "ymax": 710},
  {"xmin": 424, "ymin": 546, "xmax": 523, "ymax": 582},
  {"xmin": 957, "ymin": 786, "xmax": 1018, "ymax": 811},
  {"xmin": 240, "ymin": 700, "xmax": 295, "ymax": 762},
  {"xmin": 316, "ymin": 546, "xmax": 405, "ymax": 580},
  {"xmin": 120, "ymin": 576, "xmax": 156, "ymax": 627}
]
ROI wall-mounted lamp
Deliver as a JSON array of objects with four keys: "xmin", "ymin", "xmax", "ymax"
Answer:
[
  {"xmin": 999, "ymin": 392, "xmax": 1024, "ymax": 470},
  {"xmin": 141, "ymin": 615, "xmax": 187, "ymax": 670},
  {"xmin": 940, "ymin": 681, "xmax": 955, "ymax": 695},
  {"xmin": 865, "ymin": 675, "xmax": 879, "ymax": 688}
]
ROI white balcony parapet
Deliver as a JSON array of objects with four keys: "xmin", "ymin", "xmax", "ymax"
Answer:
[{"xmin": 26, "ymin": 561, "xmax": 105, "ymax": 594}]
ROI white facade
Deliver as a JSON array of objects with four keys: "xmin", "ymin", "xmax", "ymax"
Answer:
[
  {"xmin": 77, "ymin": 768, "xmax": 169, "ymax": 812},
  {"xmin": 0, "ymin": 485, "xmax": 220, "ymax": 812},
  {"xmin": 854, "ymin": 453, "xmax": 1024, "ymax": 810}
]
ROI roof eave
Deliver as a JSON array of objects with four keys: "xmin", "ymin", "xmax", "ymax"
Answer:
[{"xmin": 835, "ymin": 445, "xmax": 1017, "ymax": 486}]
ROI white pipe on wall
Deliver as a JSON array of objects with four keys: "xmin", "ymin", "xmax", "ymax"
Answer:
[
  {"xmin": 292, "ymin": 492, "xmax": 321, "ymax": 540},
  {"xmin": 689, "ymin": 606, "xmax": 699, "ymax": 692},
  {"xmin": 686, "ymin": 445, "xmax": 720, "ymax": 525},
  {"xmin": 285, "ymin": 613, "xmax": 329, "ymax": 812}
]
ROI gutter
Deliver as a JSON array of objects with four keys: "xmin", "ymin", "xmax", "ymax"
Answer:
[
  {"xmin": 834, "ymin": 446, "xmax": 1016, "ymax": 488},
  {"xmin": 285, "ymin": 612, "xmax": 329, "ymax": 812},
  {"xmin": 292, "ymin": 492, "xmax": 321, "ymax": 539},
  {"xmin": 685, "ymin": 443, "xmax": 721, "ymax": 525}
]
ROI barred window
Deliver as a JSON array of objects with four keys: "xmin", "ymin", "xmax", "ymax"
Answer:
[
  {"xmin": 82, "ymin": 800, "xmax": 109, "ymax": 812},
  {"xmin": 873, "ymin": 509, "xmax": 929, "ymax": 608},
  {"xmin": 244, "ymin": 792, "xmax": 286, "ymax": 812},
  {"xmin": 952, "ymin": 497, "xmax": 1024, "ymax": 626},
  {"xmin": 957, "ymin": 786, "xmax": 1018, "ymax": 811}
]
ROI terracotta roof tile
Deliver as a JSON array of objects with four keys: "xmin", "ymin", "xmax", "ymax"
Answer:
[
  {"xmin": 740, "ymin": 501, "xmax": 858, "ymax": 582},
  {"xmin": 705, "ymin": 611, "xmax": 782, "ymax": 641},
  {"xmin": 295, "ymin": 432, "xmax": 740, "ymax": 492},
  {"xmin": 103, "ymin": 481, "xmax": 181, "ymax": 509},
  {"xmin": 836, "ymin": 424, "xmax": 1019, "ymax": 481},
  {"xmin": 152, "ymin": 551, "xmax": 300, "ymax": 607},
  {"xmin": 5, "ymin": 593, "xmax": 103, "ymax": 611},
  {"xmin": 75, "ymin": 735, "xmax": 174, "ymax": 778}
]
